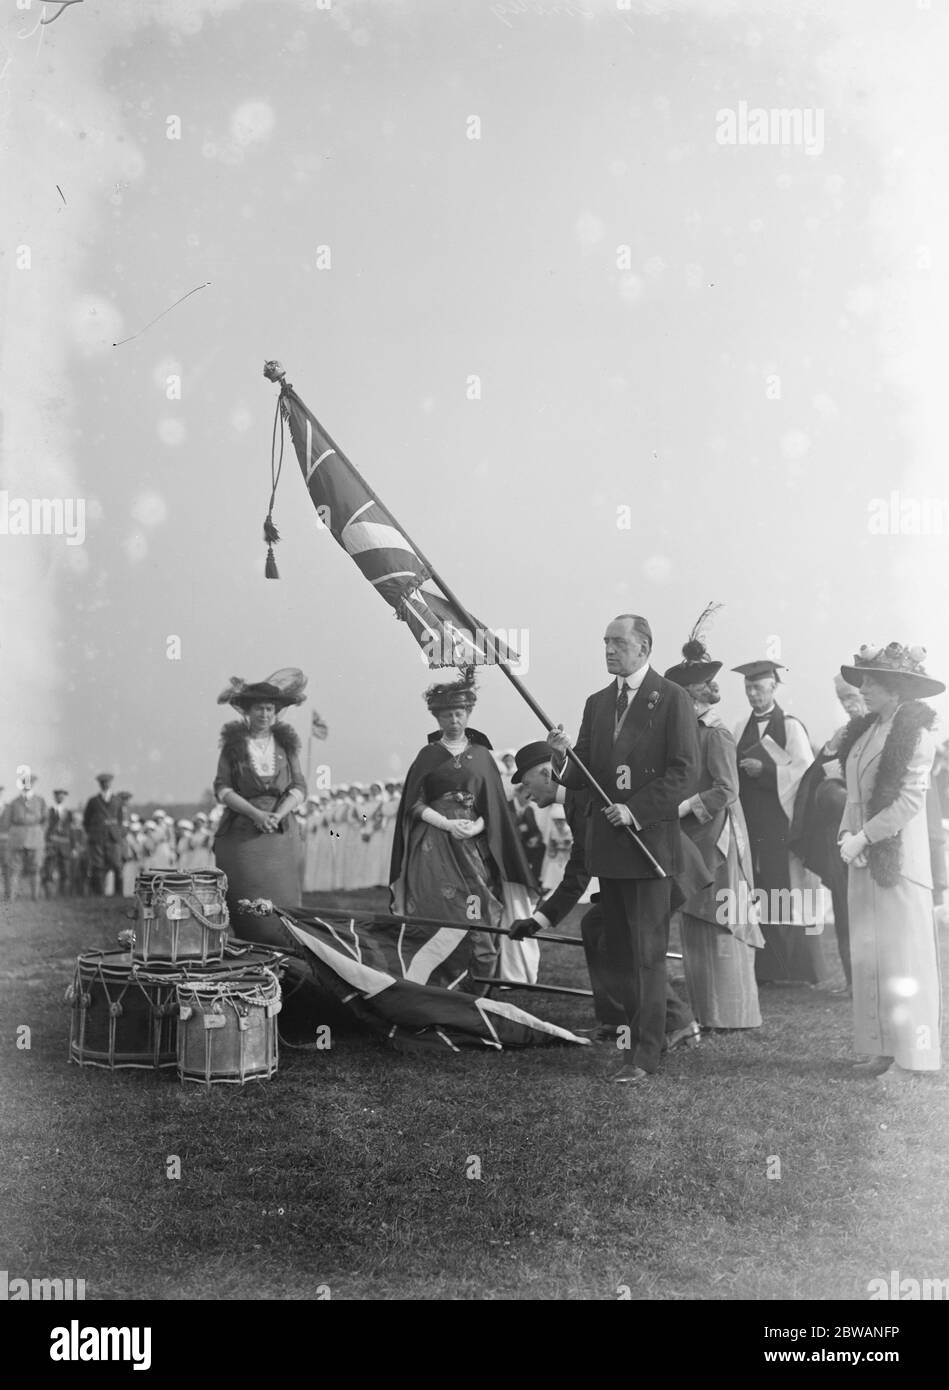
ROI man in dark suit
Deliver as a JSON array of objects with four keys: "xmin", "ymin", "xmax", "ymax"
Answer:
[
  {"xmin": 547, "ymin": 615, "xmax": 700, "ymax": 1083},
  {"xmin": 507, "ymin": 741, "xmax": 700, "ymax": 1049},
  {"xmin": 45, "ymin": 788, "xmax": 77, "ymax": 897},
  {"xmin": 82, "ymin": 772, "xmax": 126, "ymax": 895}
]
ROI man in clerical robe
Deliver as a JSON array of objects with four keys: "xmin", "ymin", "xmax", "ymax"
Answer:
[{"xmin": 732, "ymin": 659, "xmax": 827, "ymax": 985}]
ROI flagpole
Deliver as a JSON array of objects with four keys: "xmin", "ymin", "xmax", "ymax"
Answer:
[{"xmin": 267, "ymin": 367, "xmax": 666, "ymax": 878}]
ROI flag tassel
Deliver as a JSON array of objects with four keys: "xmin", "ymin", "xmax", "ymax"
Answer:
[{"xmin": 262, "ymin": 359, "xmax": 289, "ymax": 579}]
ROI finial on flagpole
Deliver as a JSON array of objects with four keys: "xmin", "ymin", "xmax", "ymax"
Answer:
[{"xmin": 263, "ymin": 360, "xmax": 286, "ymax": 385}]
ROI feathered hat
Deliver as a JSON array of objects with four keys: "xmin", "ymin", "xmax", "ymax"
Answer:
[
  {"xmin": 664, "ymin": 602, "xmax": 724, "ymax": 687},
  {"xmin": 423, "ymin": 665, "xmax": 478, "ymax": 713},
  {"xmin": 217, "ymin": 668, "xmax": 308, "ymax": 711}
]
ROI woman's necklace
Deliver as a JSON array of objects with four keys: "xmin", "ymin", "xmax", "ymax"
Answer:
[
  {"xmin": 248, "ymin": 731, "xmax": 276, "ymax": 776},
  {"xmin": 440, "ymin": 734, "xmax": 468, "ymax": 769}
]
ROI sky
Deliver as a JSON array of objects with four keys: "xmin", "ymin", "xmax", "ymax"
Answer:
[{"xmin": 2, "ymin": 0, "xmax": 948, "ymax": 804}]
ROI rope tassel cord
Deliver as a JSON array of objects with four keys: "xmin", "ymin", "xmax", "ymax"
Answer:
[{"xmin": 262, "ymin": 360, "xmax": 290, "ymax": 578}]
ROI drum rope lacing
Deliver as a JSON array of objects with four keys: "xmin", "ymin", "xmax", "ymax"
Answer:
[{"xmin": 135, "ymin": 872, "xmax": 231, "ymax": 934}]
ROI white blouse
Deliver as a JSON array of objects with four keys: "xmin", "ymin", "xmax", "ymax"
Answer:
[{"xmin": 246, "ymin": 735, "xmax": 276, "ymax": 778}]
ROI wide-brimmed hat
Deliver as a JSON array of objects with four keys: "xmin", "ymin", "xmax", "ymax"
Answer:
[
  {"xmin": 53, "ymin": 787, "xmax": 69, "ymax": 797},
  {"xmin": 833, "ymin": 673, "xmax": 863, "ymax": 698},
  {"xmin": 840, "ymin": 643, "xmax": 944, "ymax": 698},
  {"xmin": 511, "ymin": 741, "xmax": 554, "ymax": 783},
  {"xmin": 96, "ymin": 772, "xmax": 114, "ymax": 786},
  {"xmin": 424, "ymin": 666, "xmax": 477, "ymax": 713},
  {"xmin": 218, "ymin": 668, "xmax": 308, "ymax": 712}
]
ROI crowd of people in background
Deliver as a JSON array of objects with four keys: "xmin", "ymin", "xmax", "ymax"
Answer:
[{"xmin": 0, "ymin": 754, "xmax": 582, "ymax": 902}]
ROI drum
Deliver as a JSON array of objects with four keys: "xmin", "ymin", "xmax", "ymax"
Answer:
[
  {"xmin": 176, "ymin": 966, "xmax": 282, "ymax": 1086},
  {"xmin": 66, "ymin": 951, "xmax": 181, "ymax": 1070},
  {"xmin": 132, "ymin": 869, "xmax": 229, "ymax": 965}
]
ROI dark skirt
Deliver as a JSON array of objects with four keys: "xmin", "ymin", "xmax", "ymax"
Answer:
[
  {"xmin": 214, "ymin": 816, "xmax": 304, "ymax": 948},
  {"xmin": 397, "ymin": 797, "xmax": 504, "ymax": 987}
]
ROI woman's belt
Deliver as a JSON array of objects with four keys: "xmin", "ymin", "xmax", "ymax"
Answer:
[
  {"xmin": 432, "ymin": 791, "xmax": 476, "ymax": 811},
  {"xmin": 217, "ymin": 792, "xmax": 284, "ymax": 837}
]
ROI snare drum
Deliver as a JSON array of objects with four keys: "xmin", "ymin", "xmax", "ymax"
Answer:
[
  {"xmin": 133, "ymin": 869, "xmax": 229, "ymax": 965},
  {"xmin": 66, "ymin": 950, "xmax": 181, "ymax": 1070},
  {"xmin": 176, "ymin": 967, "xmax": 282, "ymax": 1086}
]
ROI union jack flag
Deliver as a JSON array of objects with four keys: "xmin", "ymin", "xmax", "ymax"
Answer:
[
  {"xmin": 281, "ymin": 385, "xmax": 517, "ymax": 669},
  {"xmin": 276, "ymin": 908, "xmax": 588, "ymax": 1053}
]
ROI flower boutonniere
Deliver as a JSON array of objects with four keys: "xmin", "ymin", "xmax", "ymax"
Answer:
[{"xmin": 647, "ymin": 690, "xmax": 661, "ymax": 712}]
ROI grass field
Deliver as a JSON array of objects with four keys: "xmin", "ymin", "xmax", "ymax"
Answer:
[{"xmin": 1, "ymin": 893, "xmax": 946, "ymax": 1301}]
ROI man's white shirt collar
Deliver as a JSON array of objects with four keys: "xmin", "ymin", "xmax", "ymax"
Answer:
[{"xmin": 615, "ymin": 664, "xmax": 650, "ymax": 695}]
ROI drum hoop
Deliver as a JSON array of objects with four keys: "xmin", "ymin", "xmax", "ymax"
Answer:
[{"xmin": 176, "ymin": 969, "xmax": 280, "ymax": 1008}]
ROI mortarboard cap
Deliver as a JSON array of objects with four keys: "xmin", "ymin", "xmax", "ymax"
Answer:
[{"xmin": 732, "ymin": 661, "xmax": 785, "ymax": 682}]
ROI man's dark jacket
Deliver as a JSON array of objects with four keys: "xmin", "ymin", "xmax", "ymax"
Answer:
[{"xmin": 559, "ymin": 667, "xmax": 700, "ymax": 879}]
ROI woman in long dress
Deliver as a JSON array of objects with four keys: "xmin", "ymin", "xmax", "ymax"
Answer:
[
  {"xmin": 836, "ymin": 644, "xmax": 943, "ymax": 1079},
  {"xmin": 309, "ymin": 792, "xmax": 334, "ymax": 892},
  {"xmin": 143, "ymin": 817, "xmax": 175, "ymax": 870},
  {"xmin": 380, "ymin": 782, "xmax": 401, "ymax": 877},
  {"xmin": 212, "ymin": 668, "xmax": 308, "ymax": 946},
  {"xmin": 339, "ymin": 788, "xmax": 364, "ymax": 889},
  {"xmin": 664, "ymin": 628, "xmax": 764, "ymax": 1030},
  {"xmin": 189, "ymin": 813, "xmax": 216, "ymax": 870},
  {"xmin": 389, "ymin": 668, "xmax": 538, "ymax": 988},
  {"xmin": 302, "ymin": 798, "xmax": 322, "ymax": 892},
  {"xmin": 328, "ymin": 788, "xmax": 349, "ymax": 890},
  {"xmin": 363, "ymin": 781, "xmax": 389, "ymax": 887}
]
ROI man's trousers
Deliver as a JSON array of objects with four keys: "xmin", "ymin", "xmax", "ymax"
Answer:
[
  {"xmin": 597, "ymin": 876, "xmax": 675, "ymax": 1073},
  {"xmin": 580, "ymin": 900, "xmax": 694, "ymax": 1041}
]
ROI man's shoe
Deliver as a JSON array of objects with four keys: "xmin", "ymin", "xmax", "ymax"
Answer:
[
  {"xmin": 851, "ymin": 1055, "xmax": 893, "ymax": 1076},
  {"xmin": 664, "ymin": 1021, "xmax": 701, "ymax": 1051},
  {"xmin": 610, "ymin": 1063, "xmax": 650, "ymax": 1085},
  {"xmin": 576, "ymin": 1024, "xmax": 620, "ymax": 1043}
]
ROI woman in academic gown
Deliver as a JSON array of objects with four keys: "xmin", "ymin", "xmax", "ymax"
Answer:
[
  {"xmin": 212, "ymin": 668, "xmax": 307, "ymax": 946},
  {"xmin": 390, "ymin": 668, "xmax": 539, "ymax": 988},
  {"xmin": 836, "ymin": 644, "xmax": 943, "ymax": 1079}
]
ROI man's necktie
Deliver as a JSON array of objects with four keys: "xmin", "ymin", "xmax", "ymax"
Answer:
[{"xmin": 616, "ymin": 682, "xmax": 629, "ymax": 720}]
